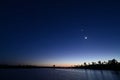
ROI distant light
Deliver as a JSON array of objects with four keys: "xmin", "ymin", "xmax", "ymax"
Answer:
[{"xmin": 84, "ymin": 36, "xmax": 88, "ymax": 39}]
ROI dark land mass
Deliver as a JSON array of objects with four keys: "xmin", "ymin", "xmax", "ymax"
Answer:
[
  {"xmin": 73, "ymin": 59, "xmax": 120, "ymax": 71},
  {"xmin": 0, "ymin": 59, "xmax": 120, "ymax": 71}
]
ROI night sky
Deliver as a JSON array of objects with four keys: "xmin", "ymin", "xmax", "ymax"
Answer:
[{"xmin": 0, "ymin": 0, "xmax": 120, "ymax": 66}]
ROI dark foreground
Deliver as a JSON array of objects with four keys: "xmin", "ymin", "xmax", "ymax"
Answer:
[{"xmin": 0, "ymin": 69, "xmax": 120, "ymax": 80}]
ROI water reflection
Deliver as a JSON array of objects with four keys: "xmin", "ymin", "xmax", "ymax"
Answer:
[
  {"xmin": 56, "ymin": 69, "xmax": 120, "ymax": 80},
  {"xmin": 85, "ymin": 70, "xmax": 103, "ymax": 80},
  {"xmin": 83, "ymin": 69, "xmax": 120, "ymax": 80},
  {"xmin": 0, "ymin": 69, "xmax": 120, "ymax": 80}
]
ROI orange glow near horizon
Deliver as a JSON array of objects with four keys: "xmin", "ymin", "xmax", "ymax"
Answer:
[{"xmin": 35, "ymin": 63, "xmax": 79, "ymax": 67}]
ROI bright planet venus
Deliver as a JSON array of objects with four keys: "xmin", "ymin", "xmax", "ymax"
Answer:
[{"xmin": 84, "ymin": 37, "xmax": 88, "ymax": 40}]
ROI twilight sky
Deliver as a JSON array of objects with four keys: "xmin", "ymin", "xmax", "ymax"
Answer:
[{"xmin": 0, "ymin": 0, "xmax": 120, "ymax": 66}]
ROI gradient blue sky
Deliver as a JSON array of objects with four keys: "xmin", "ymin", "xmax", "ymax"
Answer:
[{"xmin": 0, "ymin": 0, "xmax": 120, "ymax": 66}]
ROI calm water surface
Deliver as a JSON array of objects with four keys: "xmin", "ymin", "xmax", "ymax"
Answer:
[{"xmin": 0, "ymin": 69, "xmax": 120, "ymax": 80}]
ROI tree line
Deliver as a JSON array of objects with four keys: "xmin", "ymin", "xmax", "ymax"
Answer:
[{"xmin": 74, "ymin": 59, "xmax": 120, "ymax": 70}]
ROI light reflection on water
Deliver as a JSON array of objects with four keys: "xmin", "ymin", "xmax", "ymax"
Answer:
[
  {"xmin": 0, "ymin": 69, "xmax": 120, "ymax": 80},
  {"xmin": 55, "ymin": 69, "xmax": 120, "ymax": 80}
]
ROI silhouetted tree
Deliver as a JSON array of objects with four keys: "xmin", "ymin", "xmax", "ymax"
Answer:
[
  {"xmin": 108, "ymin": 59, "xmax": 118, "ymax": 65},
  {"xmin": 53, "ymin": 65, "xmax": 55, "ymax": 68},
  {"xmin": 73, "ymin": 59, "xmax": 120, "ymax": 70},
  {"xmin": 92, "ymin": 62, "xmax": 96, "ymax": 65},
  {"xmin": 98, "ymin": 61, "xmax": 102, "ymax": 65},
  {"xmin": 84, "ymin": 62, "xmax": 87, "ymax": 66},
  {"xmin": 88, "ymin": 63, "xmax": 90, "ymax": 65}
]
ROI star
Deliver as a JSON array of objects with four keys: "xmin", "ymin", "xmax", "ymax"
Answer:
[{"xmin": 84, "ymin": 36, "xmax": 88, "ymax": 39}]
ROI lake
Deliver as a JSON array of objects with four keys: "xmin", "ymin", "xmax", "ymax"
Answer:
[{"xmin": 0, "ymin": 69, "xmax": 120, "ymax": 80}]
